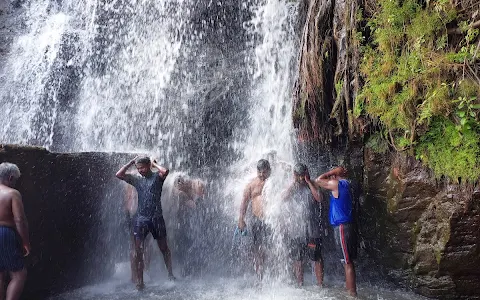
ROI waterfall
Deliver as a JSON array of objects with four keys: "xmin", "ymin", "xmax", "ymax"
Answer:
[
  {"xmin": 1, "ymin": 0, "xmax": 300, "ymax": 289},
  {"xmin": 0, "ymin": 0, "xmax": 191, "ymax": 157}
]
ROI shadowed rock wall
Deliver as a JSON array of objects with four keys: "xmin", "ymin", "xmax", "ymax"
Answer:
[
  {"xmin": 362, "ymin": 148, "xmax": 480, "ymax": 299},
  {"xmin": 0, "ymin": 144, "xmax": 126, "ymax": 299}
]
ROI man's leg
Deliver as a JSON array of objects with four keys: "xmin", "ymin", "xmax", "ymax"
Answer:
[
  {"xmin": 336, "ymin": 224, "xmax": 357, "ymax": 296},
  {"xmin": 345, "ymin": 262, "xmax": 357, "ymax": 297},
  {"xmin": 308, "ymin": 239, "xmax": 323, "ymax": 287},
  {"xmin": 151, "ymin": 216, "xmax": 174, "ymax": 279},
  {"xmin": 293, "ymin": 260, "xmax": 303, "ymax": 286},
  {"xmin": 0, "ymin": 272, "xmax": 5, "ymax": 300},
  {"xmin": 6, "ymin": 269, "xmax": 27, "ymax": 300},
  {"xmin": 290, "ymin": 239, "xmax": 304, "ymax": 286},
  {"xmin": 130, "ymin": 232, "xmax": 138, "ymax": 284},
  {"xmin": 133, "ymin": 218, "xmax": 148, "ymax": 290},
  {"xmin": 253, "ymin": 245, "xmax": 265, "ymax": 280},
  {"xmin": 156, "ymin": 238, "xmax": 174, "ymax": 278},
  {"xmin": 313, "ymin": 261, "xmax": 323, "ymax": 286},
  {"xmin": 134, "ymin": 238, "xmax": 145, "ymax": 290},
  {"xmin": 143, "ymin": 235, "xmax": 152, "ymax": 272}
]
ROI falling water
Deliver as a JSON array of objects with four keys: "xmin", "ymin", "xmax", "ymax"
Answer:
[{"xmin": 0, "ymin": 0, "xmax": 427, "ymax": 299}]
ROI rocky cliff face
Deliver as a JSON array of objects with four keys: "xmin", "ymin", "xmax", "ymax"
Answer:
[
  {"xmin": 362, "ymin": 148, "xmax": 480, "ymax": 299},
  {"xmin": 0, "ymin": 145, "xmax": 126, "ymax": 299}
]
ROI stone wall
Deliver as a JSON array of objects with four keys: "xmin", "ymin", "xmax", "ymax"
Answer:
[
  {"xmin": 362, "ymin": 148, "xmax": 480, "ymax": 299},
  {"xmin": 0, "ymin": 145, "xmax": 127, "ymax": 299}
]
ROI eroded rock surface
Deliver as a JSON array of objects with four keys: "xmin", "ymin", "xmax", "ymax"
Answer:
[
  {"xmin": 0, "ymin": 144, "xmax": 126, "ymax": 299},
  {"xmin": 362, "ymin": 148, "xmax": 480, "ymax": 299}
]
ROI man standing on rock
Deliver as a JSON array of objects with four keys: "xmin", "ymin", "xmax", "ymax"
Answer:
[
  {"xmin": 116, "ymin": 156, "xmax": 175, "ymax": 290},
  {"xmin": 0, "ymin": 162, "xmax": 30, "ymax": 300},
  {"xmin": 238, "ymin": 159, "xmax": 271, "ymax": 280},
  {"xmin": 314, "ymin": 166, "xmax": 357, "ymax": 296}
]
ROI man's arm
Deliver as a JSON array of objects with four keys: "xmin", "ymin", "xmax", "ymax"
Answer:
[
  {"xmin": 305, "ymin": 170, "xmax": 322, "ymax": 202},
  {"xmin": 314, "ymin": 177, "xmax": 338, "ymax": 192},
  {"xmin": 238, "ymin": 183, "xmax": 251, "ymax": 230},
  {"xmin": 151, "ymin": 158, "xmax": 169, "ymax": 179},
  {"xmin": 116, "ymin": 157, "xmax": 136, "ymax": 180},
  {"xmin": 281, "ymin": 182, "xmax": 296, "ymax": 201},
  {"xmin": 317, "ymin": 167, "xmax": 347, "ymax": 180},
  {"xmin": 11, "ymin": 191, "xmax": 30, "ymax": 256}
]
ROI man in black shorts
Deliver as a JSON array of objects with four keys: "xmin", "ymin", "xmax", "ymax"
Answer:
[
  {"xmin": 238, "ymin": 159, "xmax": 272, "ymax": 280},
  {"xmin": 116, "ymin": 156, "xmax": 175, "ymax": 290},
  {"xmin": 282, "ymin": 163, "xmax": 323, "ymax": 286}
]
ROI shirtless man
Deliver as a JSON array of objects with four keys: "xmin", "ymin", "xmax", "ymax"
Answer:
[
  {"xmin": 0, "ymin": 163, "xmax": 30, "ymax": 300},
  {"xmin": 173, "ymin": 175, "xmax": 207, "ymax": 275},
  {"xmin": 116, "ymin": 156, "xmax": 175, "ymax": 290},
  {"xmin": 173, "ymin": 176, "xmax": 206, "ymax": 209},
  {"xmin": 238, "ymin": 159, "xmax": 271, "ymax": 279}
]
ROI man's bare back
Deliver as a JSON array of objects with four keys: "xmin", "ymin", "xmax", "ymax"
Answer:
[
  {"xmin": 174, "ymin": 177, "xmax": 206, "ymax": 209},
  {"xmin": 0, "ymin": 186, "xmax": 21, "ymax": 228},
  {"xmin": 0, "ymin": 162, "xmax": 30, "ymax": 300}
]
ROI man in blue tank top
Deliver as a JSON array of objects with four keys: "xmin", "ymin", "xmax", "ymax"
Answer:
[
  {"xmin": 116, "ymin": 156, "xmax": 175, "ymax": 290},
  {"xmin": 314, "ymin": 166, "xmax": 357, "ymax": 297}
]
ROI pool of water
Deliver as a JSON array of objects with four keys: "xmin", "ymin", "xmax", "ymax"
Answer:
[{"xmin": 51, "ymin": 263, "xmax": 425, "ymax": 300}]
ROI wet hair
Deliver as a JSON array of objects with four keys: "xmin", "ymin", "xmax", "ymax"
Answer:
[
  {"xmin": 293, "ymin": 163, "xmax": 307, "ymax": 176},
  {"xmin": 0, "ymin": 162, "xmax": 21, "ymax": 181},
  {"xmin": 257, "ymin": 159, "xmax": 271, "ymax": 171},
  {"xmin": 135, "ymin": 156, "xmax": 151, "ymax": 165}
]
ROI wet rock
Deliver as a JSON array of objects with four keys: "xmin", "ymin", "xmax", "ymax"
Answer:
[
  {"xmin": 363, "ymin": 147, "xmax": 480, "ymax": 299},
  {"xmin": 0, "ymin": 144, "xmax": 126, "ymax": 299}
]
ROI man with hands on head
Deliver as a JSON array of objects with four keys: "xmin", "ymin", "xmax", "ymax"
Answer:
[
  {"xmin": 116, "ymin": 156, "xmax": 175, "ymax": 290},
  {"xmin": 314, "ymin": 166, "xmax": 357, "ymax": 297},
  {"xmin": 282, "ymin": 163, "xmax": 323, "ymax": 287}
]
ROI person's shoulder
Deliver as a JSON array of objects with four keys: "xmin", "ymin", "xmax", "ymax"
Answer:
[{"xmin": 5, "ymin": 187, "xmax": 21, "ymax": 199}]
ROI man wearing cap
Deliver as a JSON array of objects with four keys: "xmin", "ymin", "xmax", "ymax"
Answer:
[
  {"xmin": 238, "ymin": 159, "xmax": 271, "ymax": 280},
  {"xmin": 282, "ymin": 163, "xmax": 323, "ymax": 286},
  {"xmin": 116, "ymin": 156, "xmax": 175, "ymax": 290},
  {"xmin": 314, "ymin": 167, "xmax": 357, "ymax": 296}
]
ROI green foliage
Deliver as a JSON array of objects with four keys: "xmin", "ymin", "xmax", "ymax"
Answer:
[
  {"xmin": 357, "ymin": 0, "xmax": 480, "ymax": 181},
  {"xmin": 366, "ymin": 132, "xmax": 389, "ymax": 154},
  {"xmin": 416, "ymin": 118, "xmax": 480, "ymax": 181}
]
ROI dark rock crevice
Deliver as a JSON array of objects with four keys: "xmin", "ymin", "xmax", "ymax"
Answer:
[{"xmin": 0, "ymin": 144, "xmax": 127, "ymax": 299}]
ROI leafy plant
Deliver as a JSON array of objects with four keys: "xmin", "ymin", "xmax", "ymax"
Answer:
[{"xmin": 356, "ymin": 0, "xmax": 480, "ymax": 181}]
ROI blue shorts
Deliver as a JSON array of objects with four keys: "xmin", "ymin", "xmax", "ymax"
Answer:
[
  {"xmin": 133, "ymin": 216, "xmax": 167, "ymax": 241},
  {"xmin": 0, "ymin": 226, "xmax": 24, "ymax": 272}
]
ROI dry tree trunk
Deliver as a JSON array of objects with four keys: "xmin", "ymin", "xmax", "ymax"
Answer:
[
  {"xmin": 293, "ymin": 0, "xmax": 361, "ymax": 144},
  {"xmin": 293, "ymin": 0, "xmax": 334, "ymax": 143},
  {"xmin": 332, "ymin": 0, "xmax": 360, "ymax": 140}
]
